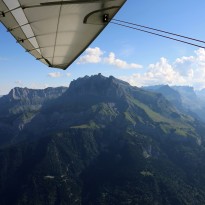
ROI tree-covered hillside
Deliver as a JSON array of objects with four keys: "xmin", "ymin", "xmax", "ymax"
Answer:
[{"xmin": 0, "ymin": 74, "xmax": 205, "ymax": 205}]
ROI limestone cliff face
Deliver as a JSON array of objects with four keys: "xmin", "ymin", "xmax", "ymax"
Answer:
[
  {"xmin": 7, "ymin": 87, "xmax": 67, "ymax": 102},
  {"xmin": 0, "ymin": 75, "xmax": 205, "ymax": 205},
  {"xmin": 0, "ymin": 87, "xmax": 67, "ymax": 144}
]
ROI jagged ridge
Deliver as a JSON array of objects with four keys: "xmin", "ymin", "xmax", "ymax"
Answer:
[{"xmin": 0, "ymin": 75, "xmax": 205, "ymax": 204}]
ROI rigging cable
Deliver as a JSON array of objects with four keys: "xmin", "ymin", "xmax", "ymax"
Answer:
[
  {"xmin": 111, "ymin": 19, "xmax": 205, "ymax": 49},
  {"xmin": 112, "ymin": 19, "xmax": 205, "ymax": 44}
]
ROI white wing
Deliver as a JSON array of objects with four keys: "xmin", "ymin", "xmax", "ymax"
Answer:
[{"xmin": 0, "ymin": 0, "xmax": 126, "ymax": 69}]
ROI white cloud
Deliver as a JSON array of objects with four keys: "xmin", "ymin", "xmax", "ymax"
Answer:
[
  {"xmin": 66, "ymin": 72, "xmax": 71, "ymax": 77},
  {"xmin": 29, "ymin": 83, "xmax": 49, "ymax": 90},
  {"xmin": 173, "ymin": 48, "xmax": 205, "ymax": 89},
  {"xmin": 15, "ymin": 80, "xmax": 23, "ymax": 85},
  {"xmin": 78, "ymin": 47, "xmax": 205, "ymax": 90},
  {"xmin": 175, "ymin": 56, "xmax": 194, "ymax": 64},
  {"xmin": 174, "ymin": 55, "xmax": 195, "ymax": 76},
  {"xmin": 78, "ymin": 47, "xmax": 103, "ymax": 64},
  {"xmin": 120, "ymin": 49, "xmax": 205, "ymax": 90},
  {"xmin": 104, "ymin": 52, "xmax": 142, "ymax": 69},
  {"xmin": 195, "ymin": 48, "xmax": 205, "ymax": 63},
  {"xmin": 120, "ymin": 57, "xmax": 186, "ymax": 87},
  {"xmin": 48, "ymin": 72, "xmax": 62, "ymax": 78},
  {"xmin": 77, "ymin": 47, "xmax": 142, "ymax": 69},
  {"xmin": 147, "ymin": 57, "xmax": 185, "ymax": 85}
]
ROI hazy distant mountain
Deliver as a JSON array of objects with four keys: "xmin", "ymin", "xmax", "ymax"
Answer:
[
  {"xmin": 172, "ymin": 86, "xmax": 199, "ymax": 109},
  {"xmin": 144, "ymin": 85, "xmax": 205, "ymax": 122},
  {"xmin": 196, "ymin": 88, "xmax": 205, "ymax": 103},
  {"xmin": 1, "ymin": 75, "xmax": 205, "ymax": 204},
  {"xmin": 143, "ymin": 85, "xmax": 183, "ymax": 109}
]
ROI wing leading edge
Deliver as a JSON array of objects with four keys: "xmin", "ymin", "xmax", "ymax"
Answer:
[{"xmin": 0, "ymin": 0, "xmax": 126, "ymax": 69}]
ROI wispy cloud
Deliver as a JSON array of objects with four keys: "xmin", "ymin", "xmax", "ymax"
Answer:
[
  {"xmin": 15, "ymin": 80, "xmax": 23, "ymax": 85},
  {"xmin": 66, "ymin": 72, "xmax": 72, "ymax": 77},
  {"xmin": 48, "ymin": 72, "xmax": 62, "ymax": 78},
  {"xmin": 120, "ymin": 48, "xmax": 205, "ymax": 90},
  {"xmin": 77, "ymin": 47, "xmax": 142, "ymax": 69},
  {"xmin": 104, "ymin": 52, "xmax": 142, "ymax": 69},
  {"xmin": 29, "ymin": 83, "xmax": 49, "ymax": 89},
  {"xmin": 47, "ymin": 72, "xmax": 72, "ymax": 78}
]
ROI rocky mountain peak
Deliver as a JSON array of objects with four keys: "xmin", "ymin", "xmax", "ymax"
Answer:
[
  {"xmin": 172, "ymin": 86, "xmax": 196, "ymax": 98},
  {"xmin": 8, "ymin": 87, "xmax": 29, "ymax": 100},
  {"xmin": 67, "ymin": 74, "xmax": 131, "ymax": 101},
  {"xmin": 7, "ymin": 87, "xmax": 67, "ymax": 101}
]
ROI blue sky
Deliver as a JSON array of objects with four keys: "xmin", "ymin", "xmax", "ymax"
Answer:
[{"xmin": 1, "ymin": 0, "xmax": 205, "ymax": 95}]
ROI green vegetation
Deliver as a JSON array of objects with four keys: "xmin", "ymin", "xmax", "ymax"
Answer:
[
  {"xmin": 124, "ymin": 111, "xmax": 136, "ymax": 125},
  {"xmin": 0, "ymin": 74, "xmax": 205, "ymax": 204},
  {"xmin": 130, "ymin": 97, "xmax": 168, "ymax": 123},
  {"xmin": 70, "ymin": 121, "xmax": 100, "ymax": 129},
  {"xmin": 140, "ymin": 171, "xmax": 154, "ymax": 176}
]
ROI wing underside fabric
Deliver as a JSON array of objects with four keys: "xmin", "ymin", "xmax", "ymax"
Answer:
[{"xmin": 0, "ymin": 0, "xmax": 126, "ymax": 69}]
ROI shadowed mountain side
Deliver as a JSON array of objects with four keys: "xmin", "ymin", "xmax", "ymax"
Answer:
[
  {"xmin": 0, "ymin": 87, "xmax": 67, "ymax": 146},
  {"xmin": 1, "ymin": 126, "xmax": 205, "ymax": 204},
  {"xmin": 1, "ymin": 74, "xmax": 205, "ymax": 204},
  {"xmin": 18, "ymin": 74, "xmax": 202, "ymax": 145},
  {"xmin": 144, "ymin": 85, "xmax": 205, "ymax": 122}
]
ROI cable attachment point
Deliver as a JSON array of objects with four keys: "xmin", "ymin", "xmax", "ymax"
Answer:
[
  {"xmin": 17, "ymin": 38, "xmax": 24, "ymax": 43},
  {"xmin": 103, "ymin": 14, "xmax": 109, "ymax": 23},
  {"xmin": 1, "ymin": 12, "xmax": 5, "ymax": 17}
]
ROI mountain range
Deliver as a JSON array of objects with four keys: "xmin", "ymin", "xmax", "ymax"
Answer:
[
  {"xmin": 144, "ymin": 84, "xmax": 205, "ymax": 122},
  {"xmin": 1, "ymin": 74, "xmax": 205, "ymax": 204}
]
